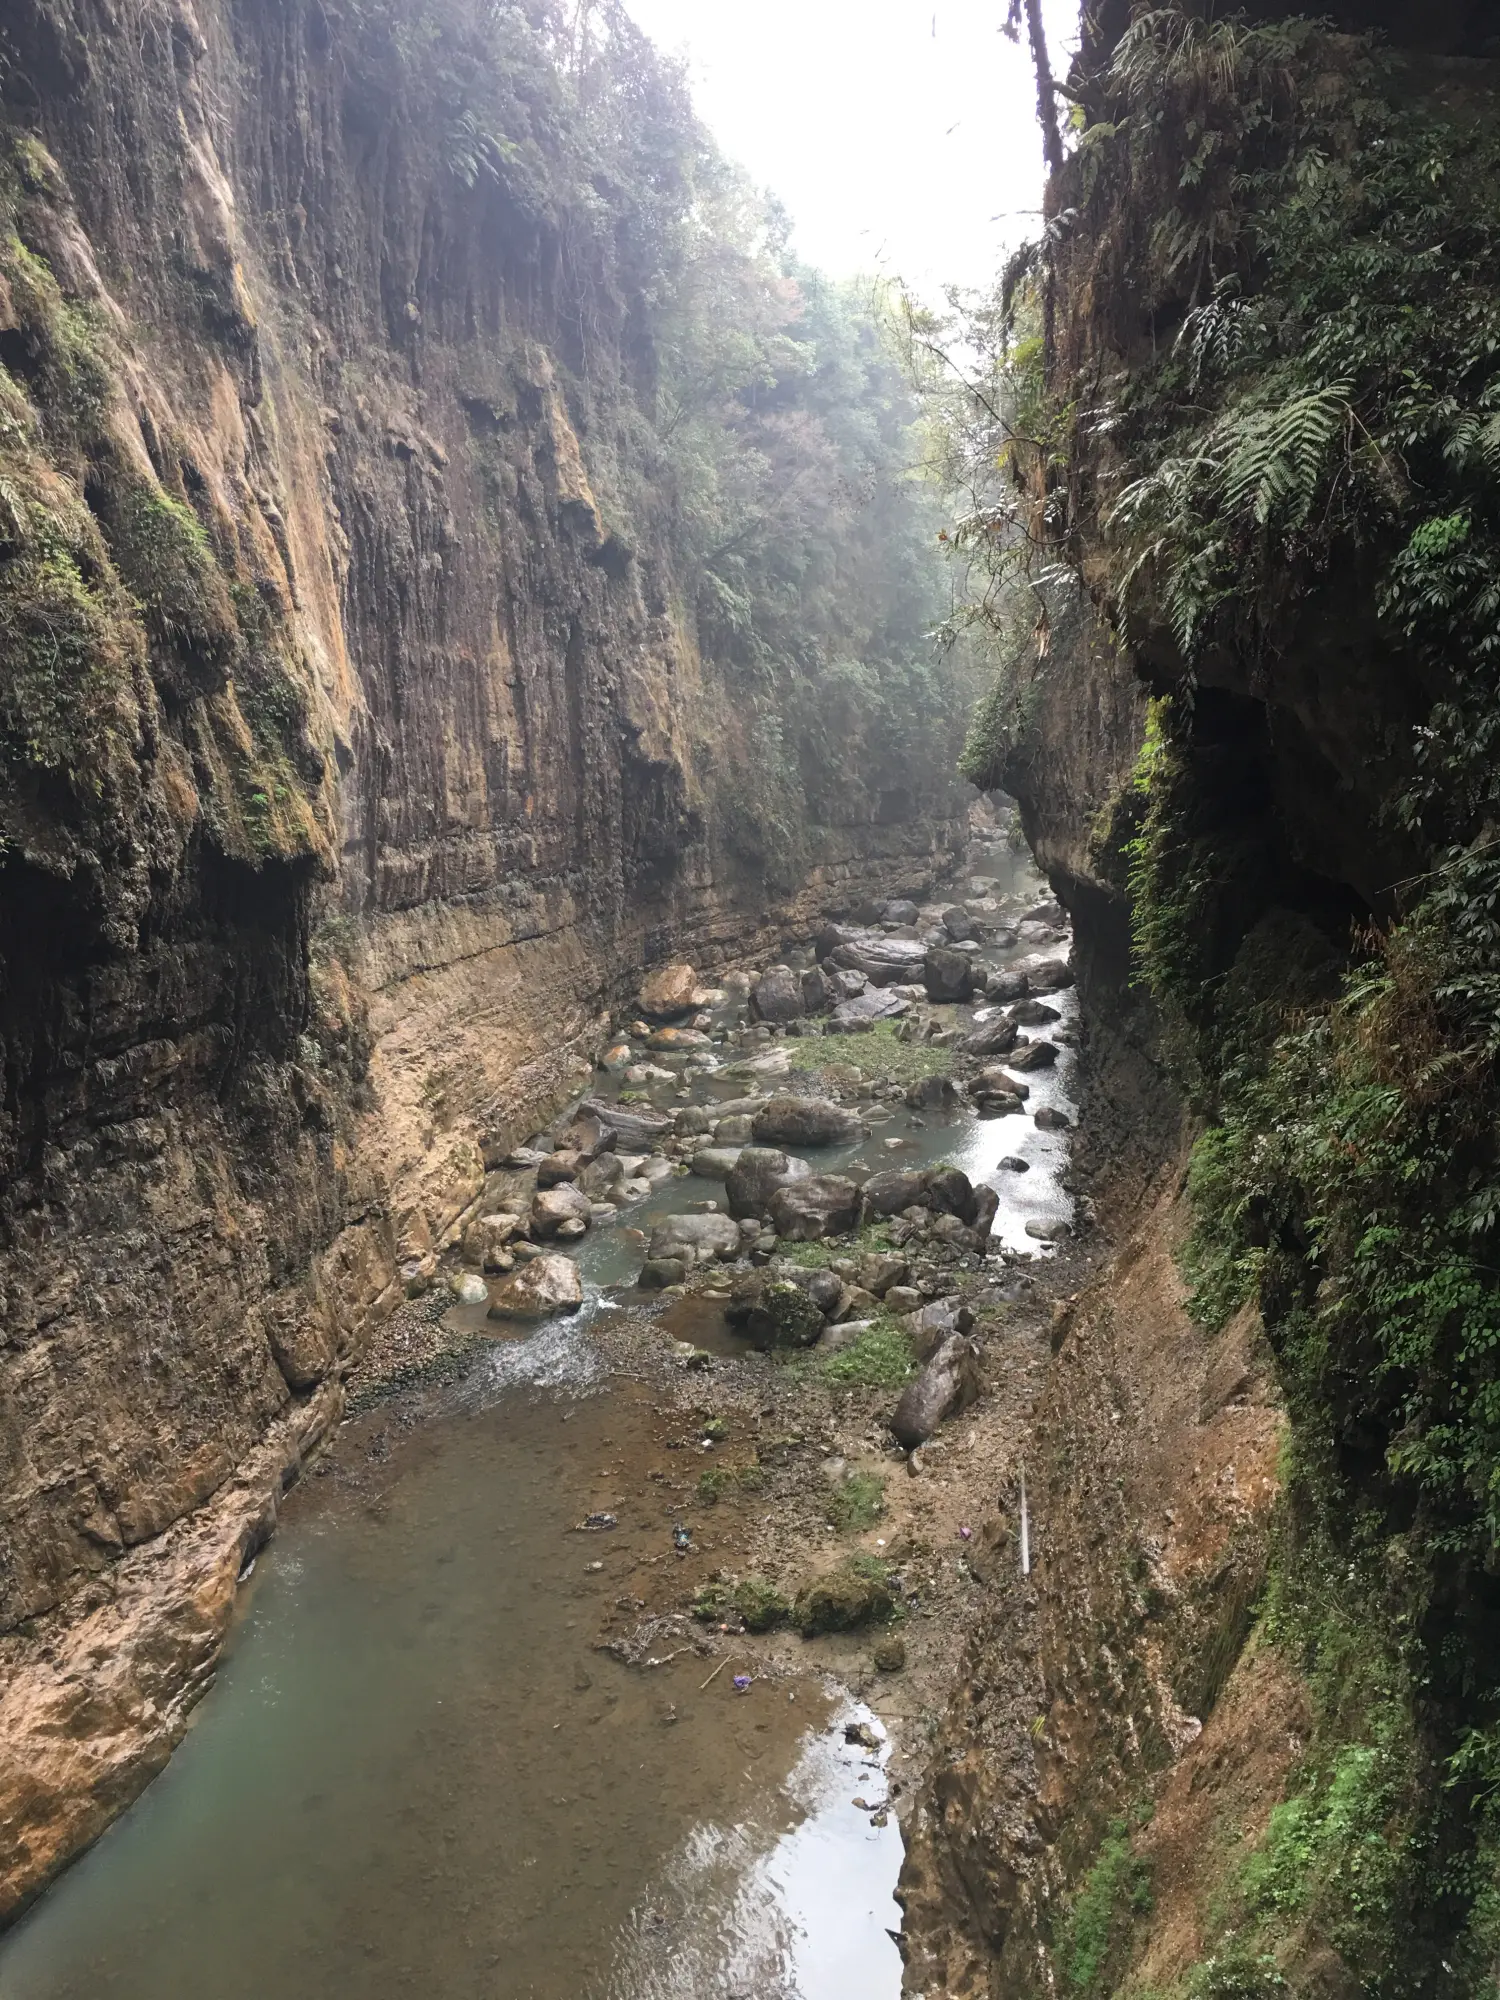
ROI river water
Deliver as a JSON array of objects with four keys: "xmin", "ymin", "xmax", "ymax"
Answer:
[{"xmin": 0, "ymin": 840, "xmax": 1073, "ymax": 2000}]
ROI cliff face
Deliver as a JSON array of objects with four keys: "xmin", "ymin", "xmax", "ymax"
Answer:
[{"xmin": 0, "ymin": 0, "xmax": 970, "ymax": 1913}]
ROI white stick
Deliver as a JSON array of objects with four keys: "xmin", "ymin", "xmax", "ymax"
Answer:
[{"xmin": 1019, "ymin": 1469, "xmax": 1031, "ymax": 1577}]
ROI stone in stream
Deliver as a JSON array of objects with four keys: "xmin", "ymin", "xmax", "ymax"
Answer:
[
  {"xmin": 1034, "ymin": 1106, "xmax": 1073, "ymax": 1132},
  {"xmin": 1009, "ymin": 998, "xmax": 1062, "ymax": 1027},
  {"xmin": 531, "ymin": 1185, "xmax": 593, "ymax": 1237},
  {"xmin": 999, "ymin": 1155, "xmax": 1030, "ymax": 1172},
  {"xmin": 976, "ymin": 1065, "xmax": 1029, "ymax": 1100},
  {"xmin": 647, "ymin": 1212, "xmax": 742, "ymax": 1266},
  {"xmin": 974, "ymin": 1090, "xmax": 1026, "ymax": 1118},
  {"xmin": 941, "ymin": 906, "xmax": 979, "ymax": 942},
  {"xmin": 461, "ymin": 1212, "xmax": 522, "ymax": 1269},
  {"xmin": 923, "ymin": 945, "xmax": 974, "ymax": 1003},
  {"xmin": 725, "ymin": 1146, "xmax": 811, "ymax": 1220},
  {"xmin": 598, "ymin": 1041, "xmax": 635, "ymax": 1073},
  {"xmin": 982, "ymin": 969, "xmax": 1031, "ymax": 1004},
  {"xmin": 1009, "ymin": 1040, "xmax": 1059, "ymax": 1072},
  {"xmin": 831, "ymin": 987, "xmax": 907, "ymax": 1030},
  {"xmin": 579, "ymin": 1152, "xmax": 624, "ymax": 1198},
  {"xmin": 714, "ymin": 1113, "xmax": 756, "ymax": 1144},
  {"xmin": 646, "ymin": 1026, "xmax": 713, "ymax": 1052},
  {"xmin": 555, "ymin": 1112, "xmax": 612, "ymax": 1159},
  {"xmin": 580, "ymin": 1096, "xmax": 673, "ymax": 1152},
  {"xmin": 639, "ymin": 963, "xmax": 708, "ymax": 1020},
  {"xmin": 904, "ymin": 1074, "xmax": 956, "ymax": 1109},
  {"xmin": 639, "ymin": 1257, "xmax": 689, "ymax": 1290},
  {"xmin": 752, "ymin": 1094, "xmax": 861, "ymax": 1147},
  {"xmin": 831, "ymin": 935, "xmax": 927, "ymax": 987},
  {"xmin": 674, "ymin": 1105, "xmax": 715, "ymax": 1138},
  {"xmin": 688, "ymin": 1146, "xmax": 743, "ymax": 1181},
  {"xmin": 962, "ymin": 1014, "xmax": 1018, "ymax": 1058},
  {"xmin": 535, "ymin": 1151, "xmax": 582, "ymax": 1188},
  {"xmin": 889, "ymin": 1335, "xmax": 982, "ymax": 1449},
  {"xmin": 924, "ymin": 1165, "xmax": 979, "ymax": 1227},
  {"xmin": 486, "ymin": 1253, "xmax": 585, "ymax": 1319},
  {"xmin": 1023, "ymin": 958, "xmax": 1075, "ymax": 994},
  {"xmin": 1026, "ymin": 1218, "xmax": 1072, "ymax": 1243},
  {"xmin": 751, "ymin": 965, "xmax": 806, "ymax": 1023},
  {"xmin": 450, "ymin": 1271, "xmax": 489, "ymax": 1306},
  {"xmin": 860, "ymin": 1168, "xmax": 930, "ymax": 1219},
  {"xmin": 769, "ymin": 1175, "xmax": 861, "ymax": 1242},
  {"xmin": 972, "ymin": 1185, "xmax": 1000, "ymax": 1242}
]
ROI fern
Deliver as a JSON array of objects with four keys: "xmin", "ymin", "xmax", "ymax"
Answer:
[{"xmin": 1220, "ymin": 382, "xmax": 1351, "ymax": 528}]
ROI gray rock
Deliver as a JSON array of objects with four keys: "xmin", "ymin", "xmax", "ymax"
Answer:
[
  {"xmin": 648, "ymin": 1212, "xmax": 743, "ymax": 1266},
  {"xmin": 579, "ymin": 1151, "xmax": 624, "ymax": 1199},
  {"xmin": 639, "ymin": 963, "xmax": 707, "ymax": 1020},
  {"xmin": 999, "ymin": 1155, "xmax": 1030, "ymax": 1171},
  {"xmin": 674, "ymin": 1105, "xmax": 715, "ymax": 1138},
  {"xmin": 486, "ymin": 1253, "xmax": 585, "ymax": 1319},
  {"xmin": 904, "ymin": 1294, "xmax": 977, "ymax": 1361},
  {"xmin": 904, "ymin": 1073, "xmax": 957, "ymax": 1109},
  {"xmin": 689, "ymin": 1145, "xmax": 743, "ymax": 1181},
  {"xmin": 581, "ymin": 1096, "xmax": 674, "ymax": 1152},
  {"xmin": 1009, "ymin": 998, "xmax": 1062, "ymax": 1026},
  {"xmin": 925, "ymin": 1164, "xmax": 979, "ymax": 1226},
  {"xmin": 725, "ymin": 1145, "xmax": 811, "ymax": 1219},
  {"xmin": 963, "ymin": 1014, "xmax": 1019, "ymax": 1058},
  {"xmin": 831, "ymin": 935, "xmax": 928, "ymax": 987},
  {"xmin": 883, "ymin": 899, "xmax": 919, "ymax": 925},
  {"xmin": 714, "ymin": 1113, "xmax": 756, "ymax": 1144},
  {"xmin": 831, "ymin": 987, "xmax": 908, "ymax": 1030},
  {"xmin": 941, "ymin": 906, "xmax": 978, "ymax": 942},
  {"xmin": 890, "ymin": 1335, "xmax": 982, "ymax": 1448},
  {"xmin": 1025, "ymin": 1217, "xmax": 1071, "ymax": 1243},
  {"xmin": 860, "ymin": 1168, "xmax": 930, "ymax": 1219},
  {"xmin": 752, "ymin": 1094, "xmax": 861, "ymax": 1147},
  {"xmin": 779, "ymin": 1265, "xmax": 844, "ymax": 1316},
  {"xmin": 768, "ymin": 1174, "xmax": 861, "ymax": 1241},
  {"xmin": 1024, "ymin": 958, "xmax": 1075, "ymax": 995},
  {"xmin": 639, "ymin": 1257, "xmax": 688, "ymax": 1290},
  {"xmin": 536, "ymin": 1151, "xmax": 582, "ymax": 1188},
  {"xmin": 531, "ymin": 1185, "xmax": 593, "ymax": 1237},
  {"xmin": 974, "ymin": 1090, "xmax": 1026, "ymax": 1117},
  {"xmin": 923, "ymin": 945, "xmax": 975, "ymax": 1003},
  {"xmin": 725, "ymin": 1273, "xmax": 825, "ymax": 1349},
  {"xmin": 975, "ymin": 1066, "xmax": 1029, "ymax": 1100},
  {"xmin": 752, "ymin": 965, "xmax": 806, "ymax": 1023},
  {"xmin": 1009, "ymin": 1040, "xmax": 1059, "ymax": 1072},
  {"xmin": 829, "ymin": 966, "xmax": 869, "ymax": 1001},
  {"xmin": 983, "ymin": 969, "xmax": 1031, "ymax": 1004},
  {"xmin": 801, "ymin": 966, "xmax": 834, "ymax": 1014},
  {"xmin": 451, "ymin": 1272, "xmax": 489, "ymax": 1306},
  {"xmin": 972, "ymin": 1185, "xmax": 1000, "ymax": 1241},
  {"xmin": 1034, "ymin": 1106, "xmax": 1073, "ymax": 1132}
]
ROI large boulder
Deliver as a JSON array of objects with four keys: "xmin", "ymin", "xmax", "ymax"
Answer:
[
  {"xmin": 904, "ymin": 1294, "xmax": 976, "ymax": 1361},
  {"xmin": 752, "ymin": 1094, "xmax": 861, "ymax": 1147},
  {"xmin": 639, "ymin": 963, "xmax": 707, "ymax": 1019},
  {"xmin": 1010, "ymin": 998, "xmax": 1062, "ymax": 1026},
  {"xmin": 486, "ymin": 1254, "xmax": 585, "ymax": 1320},
  {"xmin": 890, "ymin": 1335, "xmax": 982, "ymax": 1448},
  {"xmin": 535, "ymin": 1151, "xmax": 582, "ymax": 1188},
  {"xmin": 646, "ymin": 1025, "xmax": 713, "ymax": 1052},
  {"xmin": 923, "ymin": 945, "xmax": 975, "ymax": 1003},
  {"xmin": 832, "ymin": 935, "xmax": 928, "ymax": 987},
  {"xmin": 689, "ymin": 1146, "xmax": 743, "ymax": 1181},
  {"xmin": 860, "ymin": 1168, "xmax": 930, "ymax": 1219},
  {"xmin": 725, "ymin": 1146, "xmax": 810, "ymax": 1220},
  {"xmin": 461, "ymin": 1212, "xmax": 522, "ymax": 1271},
  {"xmin": 768, "ymin": 1175, "xmax": 861, "ymax": 1241},
  {"xmin": 531, "ymin": 1185, "xmax": 593, "ymax": 1237},
  {"xmin": 555, "ymin": 1112, "xmax": 612, "ymax": 1160},
  {"xmin": 1024, "ymin": 958, "xmax": 1075, "ymax": 995},
  {"xmin": 752, "ymin": 965, "xmax": 806, "ymax": 1023},
  {"xmin": 647, "ymin": 1212, "xmax": 743, "ymax": 1266},
  {"xmin": 1009, "ymin": 1040, "xmax": 1059, "ymax": 1072},
  {"xmin": 982, "ymin": 968, "xmax": 1031, "ymax": 1004},
  {"xmin": 925, "ymin": 1165, "xmax": 980, "ymax": 1227},
  {"xmin": 831, "ymin": 987, "xmax": 908, "ymax": 1030},
  {"xmin": 963, "ymin": 1013, "xmax": 1019, "ymax": 1058},
  {"xmin": 972, "ymin": 1185, "xmax": 1000, "ymax": 1241},
  {"xmin": 800, "ymin": 966, "xmax": 834, "ymax": 1015},
  {"xmin": 941, "ymin": 905, "xmax": 979, "ymax": 942},
  {"xmin": 579, "ymin": 1152, "xmax": 625, "ymax": 1199},
  {"xmin": 828, "ymin": 966, "xmax": 869, "ymax": 1001},
  {"xmin": 883, "ymin": 898, "xmax": 919, "ymax": 925},
  {"xmin": 582, "ymin": 1096, "xmax": 673, "ymax": 1152}
]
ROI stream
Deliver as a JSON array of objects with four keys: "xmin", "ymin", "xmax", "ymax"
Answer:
[{"xmin": 0, "ymin": 836, "xmax": 1075, "ymax": 2000}]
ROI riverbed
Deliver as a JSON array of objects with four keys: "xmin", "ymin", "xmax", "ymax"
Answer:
[{"xmin": 0, "ymin": 836, "xmax": 1074, "ymax": 2000}]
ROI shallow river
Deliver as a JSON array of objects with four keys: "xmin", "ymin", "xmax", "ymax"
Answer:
[{"xmin": 0, "ymin": 841, "xmax": 1073, "ymax": 2000}]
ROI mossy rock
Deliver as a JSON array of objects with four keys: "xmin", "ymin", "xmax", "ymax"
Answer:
[
  {"xmin": 757, "ymin": 1279, "xmax": 824, "ymax": 1349},
  {"xmin": 792, "ymin": 1559, "xmax": 894, "ymax": 1636},
  {"xmin": 692, "ymin": 1575, "xmax": 790, "ymax": 1633}
]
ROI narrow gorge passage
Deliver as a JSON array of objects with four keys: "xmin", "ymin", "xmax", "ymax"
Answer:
[{"xmin": 0, "ymin": 831, "xmax": 1081, "ymax": 1999}]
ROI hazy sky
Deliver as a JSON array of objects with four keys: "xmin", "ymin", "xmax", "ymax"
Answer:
[{"xmin": 623, "ymin": 0, "xmax": 1079, "ymax": 301}]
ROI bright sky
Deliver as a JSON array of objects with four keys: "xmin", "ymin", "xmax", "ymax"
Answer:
[{"xmin": 624, "ymin": 0, "xmax": 1079, "ymax": 302}]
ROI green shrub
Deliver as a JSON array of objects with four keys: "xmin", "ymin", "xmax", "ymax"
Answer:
[{"xmin": 1055, "ymin": 1816, "xmax": 1153, "ymax": 1998}]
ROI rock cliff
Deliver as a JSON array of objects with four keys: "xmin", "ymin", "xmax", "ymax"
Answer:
[{"xmin": 0, "ymin": 0, "xmax": 970, "ymax": 1916}]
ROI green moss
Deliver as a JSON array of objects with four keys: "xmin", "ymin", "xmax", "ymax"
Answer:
[
  {"xmin": 825, "ymin": 1468, "xmax": 886, "ymax": 1532},
  {"xmin": 1055, "ymin": 1815, "xmax": 1154, "ymax": 1999},
  {"xmin": 813, "ymin": 1317, "xmax": 916, "ymax": 1389},
  {"xmin": 691, "ymin": 1575, "xmax": 789, "ymax": 1632},
  {"xmin": 94, "ymin": 471, "xmax": 241, "ymax": 691},
  {"xmin": 791, "ymin": 1556, "xmax": 895, "ymax": 1635},
  {"xmin": 791, "ymin": 1020, "xmax": 953, "ymax": 1088},
  {"xmin": 695, "ymin": 1461, "xmax": 766, "ymax": 1504}
]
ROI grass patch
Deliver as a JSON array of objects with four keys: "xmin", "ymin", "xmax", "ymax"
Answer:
[
  {"xmin": 1055, "ymin": 1813, "xmax": 1154, "ymax": 1998},
  {"xmin": 813, "ymin": 1316, "xmax": 916, "ymax": 1388},
  {"xmin": 695, "ymin": 1461, "xmax": 766, "ymax": 1504},
  {"xmin": 775, "ymin": 1222, "xmax": 894, "ymax": 1270},
  {"xmin": 826, "ymin": 1468, "xmax": 886, "ymax": 1531},
  {"xmin": 790, "ymin": 1019, "xmax": 954, "ymax": 1088}
]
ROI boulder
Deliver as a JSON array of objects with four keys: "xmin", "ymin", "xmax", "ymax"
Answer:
[
  {"xmin": 890, "ymin": 1335, "xmax": 982, "ymax": 1448},
  {"xmin": 999, "ymin": 1155, "xmax": 1030, "ymax": 1172},
  {"xmin": 768, "ymin": 1174, "xmax": 862, "ymax": 1241},
  {"xmin": 860, "ymin": 1168, "xmax": 930, "ymax": 1219},
  {"xmin": 648, "ymin": 1212, "xmax": 743, "ymax": 1266},
  {"xmin": 904, "ymin": 1073, "xmax": 957, "ymax": 1109},
  {"xmin": 646, "ymin": 1026, "xmax": 713, "ymax": 1052},
  {"xmin": 1024, "ymin": 958, "xmax": 1075, "ymax": 995},
  {"xmin": 581, "ymin": 1097, "xmax": 673, "ymax": 1152},
  {"xmin": 800, "ymin": 966, "xmax": 834, "ymax": 1015},
  {"xmin": 714, "ymin": 1112, "xmax": 756, "ymax": 1144},
  {"xmin": 972, "ymin": 1185, "xmax": 1000, "ymax": 1241},
  {"xmin": 752, "ymin": 1094, "xmax": 861, "ymax": 1148},
  {"xmin": 674, "ymin": 1105, "xmax": 715, "ymax": 1138},
  {"xmin": 829, "ymin": 966, "xmax": 869, "ymax": 1000},
  {"xmin": 836, "ymin": 1284, "xmax": 881, "ymax": 1320},
  {"xmin": 486, "ymin": 1253, "xmax": 585, "ymax": 1319},
  {"xmin": 831, "ymin": 935, "xmax": 928, "ymax": 987},
  {"xmin": 579, "ymin": 1152, "xmax": 624, "ymax": 1199},
  {"xmin": 904, "ymin": 1296, "xmax": 974, "ymax": 1360},
  {"xmin": 535, "ymin": 1151, "xmax": 582, "ymax": 1188},
  {"xmin": 1026, "ymin": 1217, "xmax": 1071, "ymax": 1243},
  {"xmin": 831, "ymin": 987, "xmax": 908, "ymax": 1030},
  {"xmin": 725, "ymin": 1146, "xmax": 810, "ymax": 1220},
  {"xmin": 461, "ymin": 1212, "xmax": 522, "ymax": 1269},
  {"xmin": 976, "ymin": 1066, "xmax": 1029, "ymax": 1100},
  {"xmin": 555, "ymin": 1113, "xmax": 611, "ymax": 1160},
  {"xmin": 925, "ymin": 1165, "xmax": 979, "ymax": 1226},
  {"xmin": 639, "ymin": 1257, "xmax": 688, "ymax": 1290},
  {"xmin": 752, "ymin": 965, "xmax": 806, "ymax": 1024},
  {"xmin": 1035, "ymin": 1106, "xmax": 1073, "ymax": 1132},
  {"xmin": 792, "ymin": 1563, "xmax": 894, "ymax": 1635},
  {"xmin": 941, "ymin": 906, "xmax": 979, "ymax": 942},
  {"xmin": 639, "ymin": 963, "xmax": 707, "ymax": 1019},
  {"xmin": 784, "ymin": 1265, "xmax": 844, "ymax": 1315},
  {"xmin": 531, "ymin": 1185, "xmax": 593, "ymax": 1237},
  {"xmin": 1009, "ymin": 1040, "xmax": 1059, "ymax": 1072},
  {"xmin": 923, "ymin": 945, "xmax": 974, "ymax": 1003},
  {"xmin": 859, "ymin": 1253, "xmax": 911, "ymax": 1297},
  {"xmin": 726, "ymin": 1275, "xmax": 825, "ymax": 1349},
  {"xmin": 1010, "ymin": 998, "xmax": 1062, "ymax": 1026},
  {"xmin": 689, "ymin": 1146, "xmax": 744, "ymax": 1181},
  {"xmin": 983, "ymin": 969, "xmax": 1031, "ymax": 1004},
  {"xmin": 963, "ymin": 1013, "xmax": 1019, "ymax": 1058},
  {"xmin": 885, "ymin": 1284, "xmax": 922, "ymax": 1313},
  {"xmin": 883, "ymin": 899, "xmax": 919, "ymax": 925}
]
